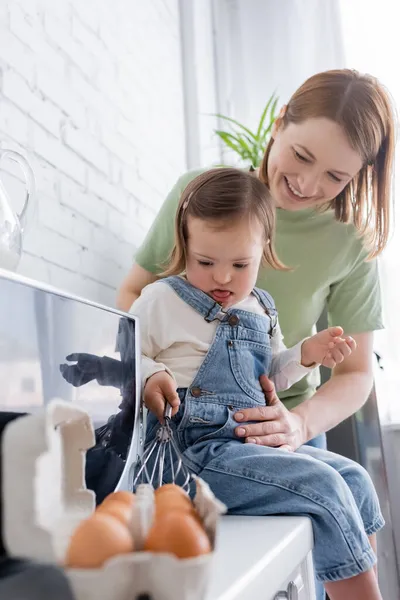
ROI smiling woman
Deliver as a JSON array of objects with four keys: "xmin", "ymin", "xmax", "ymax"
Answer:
[
  {"xmin": 260, "ymin": 70, "xmax": 394, "ymax": 257},
  {"xmin": 267, "ymin": 117, "xmax": 362, "ymax": 206},
  {"xmin": 117, "ymin": 68, "xmax": 394, "ymax": 413}
]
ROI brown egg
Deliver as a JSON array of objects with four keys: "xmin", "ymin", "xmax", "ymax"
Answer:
[
  {"xmin": 144, "ymin": 512, "xmax": 211, "ymax": 559},
  {"xmin": 96, "ymin": 500, "xmax": 133, "ymax": 526},
  {"xmin": 154, "ymin": 484, "xmax": 189, "ymax": 500},
  {"xmin": 155, "ymin": 486, "xmax": 192, "ymax": 506},
  {"xmin": 154, "ymin": 493, "xmax": 195, "ymax": 516},
  {"xmin": 100, "ymin": 490, "xmax": 136, "ymax": 508},
  {"xmin": 65, "ymin": 513, "xmax": 134, "ymax": 569}
]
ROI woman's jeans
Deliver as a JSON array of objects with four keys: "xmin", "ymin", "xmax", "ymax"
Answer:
[{"xmin": 306, "ymin": 432, "xmax": 327, "ymax": 450}]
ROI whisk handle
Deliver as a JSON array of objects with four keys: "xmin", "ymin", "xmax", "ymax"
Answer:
[{"xmin": 164, "ymin": 403, "xmax": 172, "ymax": 420}]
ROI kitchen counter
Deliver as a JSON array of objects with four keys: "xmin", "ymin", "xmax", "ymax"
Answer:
[{"xmin": 208, "ymin": 516, "xmax": 316, "ymax": 600}]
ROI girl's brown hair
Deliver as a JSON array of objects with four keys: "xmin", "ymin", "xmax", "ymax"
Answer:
[
  {"xmin": 162, "ymin": 167, "xmax": 286, "ymax": 276},
  {"xmin": 260, "ymin": 69, "xmax": 396, "ymax": 258}
]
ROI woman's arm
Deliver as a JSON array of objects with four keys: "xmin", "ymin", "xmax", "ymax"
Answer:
[
  {"xmin": 292, "ymin": 331, "xmax": 374, "ymax": 442},
  {"xmin": 116, "ymin": 263, "xmax": 157, "ymax": 311},
  {"xmin": 233, "ymin": 331, "xmax": 374, "ymax": 449}
]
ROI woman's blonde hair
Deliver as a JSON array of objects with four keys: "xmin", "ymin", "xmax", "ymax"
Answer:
[
  {"xmin": 162, "ymin": 167, "xmax": 286, "ymax": 277},
  {"xmin": 260, "ymin": 69, "xmax": 396, "ymax": 258}
]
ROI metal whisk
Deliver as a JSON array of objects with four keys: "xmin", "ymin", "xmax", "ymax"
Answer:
[{"xmin": 132, "ymin": 403, "xmax": 192, "ymax": 491}]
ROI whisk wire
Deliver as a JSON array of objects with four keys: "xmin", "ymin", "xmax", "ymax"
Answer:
[{"xmin": 132, "ymin": 402, "xmax": 192, "ymax": 492}]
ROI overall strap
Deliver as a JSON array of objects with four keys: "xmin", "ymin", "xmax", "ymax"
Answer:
[
  {"xmin": 251, "ymin": 287, "xmax": 278, "ymax": 334},
  {"xmin": 162, "ymin": 276, "xmax": 228, "ymax": 323}
]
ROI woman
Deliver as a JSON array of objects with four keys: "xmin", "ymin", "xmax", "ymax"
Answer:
[
  {"xmin": 117, "ymin": 69, "xmax": 395, "ymax": 598},
  {"xmin": 118, "ymin": 69, "xmax": 394, "ymax": 445}
]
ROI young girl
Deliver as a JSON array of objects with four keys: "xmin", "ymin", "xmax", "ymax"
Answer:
[{"xmin": 130, "ymin": 168, "xmax": 383, "ymax": 600}]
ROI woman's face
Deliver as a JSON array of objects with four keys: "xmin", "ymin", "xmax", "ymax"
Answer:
[{"xmin": 267, "ymin": 117, "xmax": 363, "ymax": 211}]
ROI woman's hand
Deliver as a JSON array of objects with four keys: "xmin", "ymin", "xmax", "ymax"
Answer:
[
  {"xmin": 301, "ymin": 326, "xmax": 356, "ymax": 369},
  {"xmin": 144, "ymin": 371, "xmax": 180, "ymax": 422},
  {"xmin": 234, "ymin": 376, "xmax": 306, "ymax": 451}
]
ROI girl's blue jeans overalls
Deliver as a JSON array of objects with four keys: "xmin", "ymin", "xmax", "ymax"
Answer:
[{"xmin": 145, "ymin": 277, "xmax": 384, "ymax": 584}]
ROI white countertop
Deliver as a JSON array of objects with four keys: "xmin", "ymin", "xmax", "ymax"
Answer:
[{"xmin": 208, "ymin": 516, "xmax": 314, "ymax": 600}]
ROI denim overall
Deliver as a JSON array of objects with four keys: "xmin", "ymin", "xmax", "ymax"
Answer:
[{"xmin": 145, "ymin": 276, "xmax": 383, "ymax": 584}]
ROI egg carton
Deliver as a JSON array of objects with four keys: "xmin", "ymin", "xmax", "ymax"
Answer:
[{"xmin": 1, "ymin": 400, "xmax": 226, "ymax": 600}]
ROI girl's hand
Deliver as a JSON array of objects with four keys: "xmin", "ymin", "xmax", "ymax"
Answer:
[
  {"xmin": 143, "ymin": 371, "xmax": 180, "ymax": 422},
  {"xmin": 301, "ymin": 326, "xmax": 357, "ymax": 369}
]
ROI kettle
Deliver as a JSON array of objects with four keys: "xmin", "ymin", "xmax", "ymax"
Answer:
[{"xmin": 0, "ymin": 150, "xmax": 35, "ymax": 271}]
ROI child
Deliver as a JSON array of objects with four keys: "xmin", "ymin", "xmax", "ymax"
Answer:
[{"xmin": 130, "ymin": 168, "xmax": 383, "ymax": 600}]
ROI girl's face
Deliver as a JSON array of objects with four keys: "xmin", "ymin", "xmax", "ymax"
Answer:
[
  {"xmin": 185, "ymin": 216, "xmax": 264, "ymax": 308},
  {"xmin": 267, "ymin": 117, "xmax": 363, "ymax": 211}
]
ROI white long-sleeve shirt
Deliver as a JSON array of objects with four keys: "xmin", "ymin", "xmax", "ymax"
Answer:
[{"xmin": 130, "ymin": 281, "xmax": 314, "ymax": 393}]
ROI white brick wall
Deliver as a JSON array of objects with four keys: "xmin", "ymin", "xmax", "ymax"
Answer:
[{"xmin": 0, "ymin": 0, "xmax": 188, "ymax": 307}]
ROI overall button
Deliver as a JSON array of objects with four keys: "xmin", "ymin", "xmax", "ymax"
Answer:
[
  {"xmin": 228, "ymin": 340, "xmax": 234, "ymax": 347},
  {"xmin": 191, "ymin": 387, "xmax": 202, "ymax": 397},
  {"xmin": 228, "ymin": 315, "xmax": 240, "ymax": 326}
]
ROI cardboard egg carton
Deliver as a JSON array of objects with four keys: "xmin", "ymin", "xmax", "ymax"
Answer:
[{"xmin": 1, "ymin": 400, "xmax": 226, "ymax": 600}]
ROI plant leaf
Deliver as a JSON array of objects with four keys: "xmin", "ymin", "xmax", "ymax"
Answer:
[
  {"xmin": 236, "ymin": 134, "xmax": 254, "ymax": 155},
  {"xmin": 214, "ymin": 130, "xmax": 242, "ymax": 146},
  {"xmin": 256, "ymin": 93, "xmax": 276, "ymax": 139},
  {"xmin": 261, "ymin": 96, "xmax": 279, "ymax": 139},
  {"xmin": 214, "ymin": 131, "xmax": 248, "ymax": 158},
  {"xmin": 212, "ymin": 92, "xmax": 279, "ymax": 167},
  {"xmin": 214, "ymin": 114, "xmax": 258, "ymax": 142}
]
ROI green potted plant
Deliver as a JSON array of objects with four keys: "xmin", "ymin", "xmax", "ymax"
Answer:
[{"xmin": 214, "ymin": 93, "xmax": 279, "ymax": 168}]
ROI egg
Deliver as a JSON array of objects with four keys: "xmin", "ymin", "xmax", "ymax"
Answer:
[
  {"xmin": 155, "ymin": 485, "xmax": 192, "ymax": 504},
  {"xmin": 154, "ymin": 483, "xmax": 198, "ymax": 519},
  {"xmin": 144, "ymin": 511, "xmax": 211, "ymax": 559},
  {"xmin": 100, "ymin": 490, "xmax": 136, "ymax": 508},
  {"xmin": 65, "ymin": 513, "xmax": 134, "ymax": 569},
  {"xmin": 154, "ymin": 493, "xmax": 195, "ymax": 515},
  {"xmin": 154, "ymin": 484, "xmax": 189, "ymax": 500},
  {"xmin": 96, "ymin": 500, "xmax": 133, "ymax": 526}
]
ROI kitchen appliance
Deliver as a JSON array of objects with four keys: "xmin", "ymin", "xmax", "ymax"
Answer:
[
  {"xmin": 0, "ymin": 269, "xmax": 142, "ymax": 499},
  {"xmin": 0, "ymin": 151, "xmax": 35, "ymax": 271}
]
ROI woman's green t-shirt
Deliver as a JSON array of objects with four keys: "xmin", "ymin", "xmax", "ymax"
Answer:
[{"xmin": 135, "ymin": 168, "xmax": 383, "ymax": 409}]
